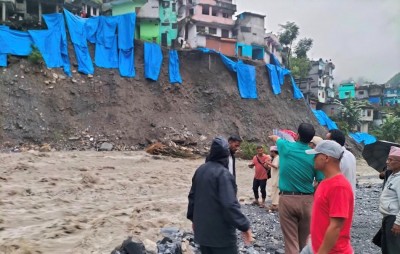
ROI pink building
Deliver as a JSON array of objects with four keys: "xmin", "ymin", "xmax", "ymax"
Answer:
[{"xmin": 183, "ymin": 0, "xmax": 237, "ymax": 56}]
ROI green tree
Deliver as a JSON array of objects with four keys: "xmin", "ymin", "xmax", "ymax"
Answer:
[
  {"xmin": 278, "ymin": 22, "xmax": 299, "ymax": 68},
  {"xmin": 371, "ymin": 115, "xmax": 400, "ymax": 142},
  {"xmin": 290, "ymin": 56, "xmax": 311, "ymax": 79},
  {"xmin": 294, "ymin": 38, "xmax": 313, "ymax": 58},
  {"xmin": 333, "ymin": 98, "xmax": 370, "ymax": 132}
]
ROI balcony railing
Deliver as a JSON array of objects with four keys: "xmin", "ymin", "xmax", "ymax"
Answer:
[{"xmin": 215, "ymin": 0, "xmax": 236, "ymax": 11}]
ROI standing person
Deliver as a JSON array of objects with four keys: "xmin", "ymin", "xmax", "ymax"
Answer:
[
  {"xmin": 326, "ymin": 129, "xmax": 357, "ymax": 193},
  {"xmin": 309, "ymin": 136, "xmax": 323, "ymax": 149},
  {"xmin": 187, "ymin": 137, "xmax": 252, "ymax": 254},
  {"xmin": 301, "ymin": 140, "xmax": 354, "ymax": 254},
  {"xmin": 228, "ymin": 135, "xmax": 242, "ymax": 180},
  {"xmin": 379, "ymin": 146, "xmax": 400, "ymax": 254},
  {"xmin": 269, "ymin": 123, "xmax": 324, "ymax": 254},
  {"xmin": 265, "ymin": 146, "xmax": 280, "ymax": 212},
  {"xmin": 248, "ymin": 146, "xmax": 271, "ymax": 208}
]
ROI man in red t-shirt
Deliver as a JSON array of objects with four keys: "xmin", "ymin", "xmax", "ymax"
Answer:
[
  {"xmin": 302, "ymin": 140, "xmax": 354, "ymax": 254},
  {"xmin": 248, "ymin": 146, "xmax": 271, "ymax": 208}
]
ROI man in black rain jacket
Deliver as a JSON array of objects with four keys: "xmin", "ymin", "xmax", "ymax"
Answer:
[{"xmin": 187, "ymin": 137, "xmax": 252, "ymax": 254}]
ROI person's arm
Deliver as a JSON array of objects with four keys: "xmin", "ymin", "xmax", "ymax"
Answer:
[
  {"xmin": 317, "ymin": 217, "xmax": 345, "ymax": 254},
  {"xmin": 268, "ymin": 135, "xmax": 280, "ymax": 143},
  {"xmin": 217, "ymin": 171, "xmax": 250, "ymax": 232},
  {"xmin": 186, "ymin": 173, "xmax": 197, "ymax": 221},
  {"xmin": 265, "ymin": 160, "xmax": 277, "ymax": 169},
  {"xmin": 392, "ymin": 181, "xmax": 400, "ymax": 235}
]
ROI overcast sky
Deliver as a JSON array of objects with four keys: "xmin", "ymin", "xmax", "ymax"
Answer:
[{"xmin": 234, "ymin": 0, "xmax": 400, "ymax": 84}]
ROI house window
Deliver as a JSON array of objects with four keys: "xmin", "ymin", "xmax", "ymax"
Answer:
[
  {"xmin": 197, "ymin": 25, "xmax": 205, "ymax": 33},
  {"xmin": 135, "ymin": 7, "xmax": 141, "ymax": 13},
  {"xmin": 221, "ymin": 29, "xmax": 229, "ymax": 38},
  {"xmin": 202, "ymin": 5, "xmax": 210, "ymax": 15},
  {"xmin": 163, "ymin": 1, "xmax": 170, "ymax": 8},
  {"xmin": 222, "ymin": 13, "xmax": 229, "ymax": 18},
  {"xmin": 322, "ymin": 92, "xmax": 325, "ymax": 98},
  {"xmin": 211, "ymin": 8, "xmax": 217, "ymax": 16},
  {"xmin": 232, "ymin": 30, "xmax": 237, "ymax": 37},
  {"xmin": 209, "ymin": 27, "xmax": 217, "ymax": 35},
  {"xmin": 367, "ymin": 110, "xmax": 372, "ymax": 117},
  {"xmin": 189, "ymin": 8, "xmax": 194, "ymax": 15},
  {"xmin": 161, "ymin": 22, "xmax": 170, "ymax": 26},
  {"xmin": 16, "ymin": 0, "xmax": 24, "ymax": 3},
  {"xmin": 172, "ymin": 23, "xmax": 177, "ymax": 29},
  {"xmin": 359, "ymin": 91, "xmax": 364, "ymax": 95},
  {"xmin": 188, "ymin": 0, "xmax": 193, "ymax": 4},
  {"xmin": 172, "ymin": 3, "xmax": 176, "ymax": 12},
  {"xmin": 240, "ymin": 26, "xmax": 251, "ymax": 32},
  {"xmin": 345, "ymin": 91, "xmax": 350, "ymax": 96}
]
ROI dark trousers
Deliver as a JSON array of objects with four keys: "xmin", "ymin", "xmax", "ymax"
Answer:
[
  {"xmin": 200, "ymin": 245, "xmax": 238, "ymax": 254},
  {"xmin": 252, "ymin": 179, "xmax": 267, "ymax": 200},
  {"xmin": 381, "ymin": 215, "xmax": 400, "ymax": 254}
]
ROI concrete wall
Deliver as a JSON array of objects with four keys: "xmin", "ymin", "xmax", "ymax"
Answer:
[
  {"xmin": 360, "ymin": 109, "xmax": 374, "ymax": 121},
  {"xmin": 235, "ymin": 42, "xmax": 252, "ymax": 58},
  {"xmin": 140, "ymin": 20, "xmax": 160, "ymax": 44},
  {"xmin": 235, "ymin": 13, "xmax": 265, "ymax": 46},
  {"xmin": 112, "ymin": 2, "xmax": 139, "ymax": 16},
  {"xmin": 206, "ymin": 37, "xmax": 236, "ymax": 56},
  {"xmin": 192, "ymin": 4, "xmax": 234, "ymax": 26},
  {"xmin": 355, "ymin": 89, "xmax": 369, "ymax": 99},
  {"xmin": 137, "ymin": 0, "xmax": 159, "ymax": 19},
  {"xmin": 160, "ymin": 0, "xmax": 178, "ymax": 47}
]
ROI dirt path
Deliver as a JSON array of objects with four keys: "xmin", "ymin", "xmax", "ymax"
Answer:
[{"xmin": 0, "ymin": 151, "xmax": 379, "ymax": 253}]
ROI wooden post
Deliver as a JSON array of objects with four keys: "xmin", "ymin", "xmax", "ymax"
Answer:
[
  {"xmin": 38, "ymin": 1, "xmax": 42, "ymax": 24},
  {"xmin": 2, "ymin": 2, "xmax": 6, "ymax": 22}
]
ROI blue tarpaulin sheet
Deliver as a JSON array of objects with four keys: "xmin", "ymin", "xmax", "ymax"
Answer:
[
  {"xmin": 43, "ymin": 13, "xmax": 71, "ymax": 76},
  {"xmin": 118, "ymin": 13, "xmax": 136, "ymax": 77},
  {"xmin": 291, "ymin": 76, "xmax": 304, "ymax": 99},
  {"xmin": 266, "ymin": 64, "xmax": 281, "ymax": 94},
  {"xmin": 349, "ymin": 132, "xmax": 377, "ymax": 145},
  {"xmin": 0, "ymin": 29, "xmax": 32, "ymax": 56},
  {"xmin": 85, "ymin": 17, "xmax": 100, "ymax": 44},
  {"xmin": 369, "ymin": 97, "xmax": 381, "ymax": 104},
  {"xmin": 0, "ymin": 25, "xmax": 9, "ymax": 66},
  {"xmin": 64, "ymin": 9, "xmax": 94, "ymax": 75},
  {"xmin": 144, "ymin": 42, "xmax": 163, "ymax": 81},
  {"xmin": 95, "ymin": 16, "xmax": 118, "ymax": 68},
  {"xmin": 270, "ymin": 54, "xmax": 281, "ymax": 67},
  {"xmin": 29, "ymin": 29, "xmax": 63, "ymax": 68},
  {"xmin": 219, "ymin": 54, "xmax": 237, "ymax": 72},
  {"xmin": 236, "ymin": 62, "xmax": 257, "ymax": 99},
  {"xmin": 312, "ymin": 110, "xmax": 338, "ymax": 130},
  {"xmin": 169, "ymin": 50, "xmax": 182, "ymax": 84}
]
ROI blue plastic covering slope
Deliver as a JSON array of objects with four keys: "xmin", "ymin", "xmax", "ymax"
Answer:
[
  {"xmin": 64, "ymin": 9, "xmax": 94, "ymax": 75},
  {"xmin": 270, "ymin": 54, "xmax": 281, "ymax": 67},
  {"xmin": 85, "ymin": 17, "xmax": 100, "ymax": 43},
  {"xmin": 312, "ymin": 110, "xmax": 338, "ymax": 130},
  {"xmin": 43, "ymin": 13, "xmax": 71, "ymax": 76},
  {"xmin": 144, "ymin": 42, "xmax": 163, "ymax": 81},
  {"xmin": 0, "ymin": 25, "xmax": 9, "ymax": 66},
  {"xmin": 236, "ymin": 62, "xmax": 257, "ymax": 99},
  {"xmin": 219, "ymin": 54, "xmax": 237, "ymax": 72},
  {"xmin": 169, "ymin": 50, "xmax": 182, "ymax": 84},
  {"xmin": 266, "ymin": 64, "xmax": 281, "ymax": 95},
  {"xmin": 28, "ymin": 29, "xmax": 63, "ymax": 68},
  {"xmin": 291, "ymin": 76, "xmax": 304, "ymax": 99},
  {"xmin": 95, "ymin": 16, "xmax": 118, "ymax": 68},
  {"xmin": 0, "ymin": 29, "xmax": 32, "ymax": 56},
  {"xmin": 118, "ymin": 13, "xmax": 136, "ymax": 77},
  {"xmin": 349, "ymin": 132, "xmax": 377, "ymax": 145}
]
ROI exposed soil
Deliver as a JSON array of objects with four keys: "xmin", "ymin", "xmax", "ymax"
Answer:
[{"xmin": 0, "ymin": 41, "xmax": 339, "ymax": 154}]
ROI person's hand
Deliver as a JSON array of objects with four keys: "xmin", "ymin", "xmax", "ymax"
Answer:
[
  {"xmin": 391, "ymin": 223, "xmax": 400, "ymax": 235},
  {"xmin": 268, "ymin": 135, "xmax": 280, "ymax": 143},
  {"xmin": 248, "ymin": 163, "xmax": 254, "ymax": 168},
  {"xmin": 242, "ymin": 229, "xmax": 253, "ymax": 245}
]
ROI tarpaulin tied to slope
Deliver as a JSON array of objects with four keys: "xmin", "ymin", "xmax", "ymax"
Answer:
[
  {"xmin": 28, "ymin": 13, "xmax": 72, "ymax": 76},
  {"xmin": 118, "ymin": 13, "xmax": 136, "ymax": 78},
  {"xmin": 218, "ymin": 53, "xmax": 257, "ymax": 99},
  {"xmin": 64, "ymin": 9, "xmax": 94, "ymax": 75},
  {"xmin": 169, "ymin": 50, "xmax": 182, "ymax": 84},
  {"xmin": 144, "ymin": 42, "xmax": 163, "ymax": 81},
  {"xmin": 95, "ymin": 16, "xmax": 119, "ymax": 68},
  {"xmin": 312, "ymin": 110, "xmax": 338, "ymax": 130},
  {"xmin": 270, "ymin": 54, "xmax": 281, "ymax": 67},
  {"xmin": 349, "ymin": 132, "xmax": 377, "ymax": 145},
  {"xmin": 290, "ymin": 76, "xmax": 304, "ymax": 99},
  {"xmin": 0, "ymin": 28, "xmax": 33, "ymax": 57},
  {"xmin": 266, "ymin": 64, "xmax": 280, "ymax": 94},
  {"xmin": 0, "ymin": 25, "xmax": 9, "ymax": 67}
]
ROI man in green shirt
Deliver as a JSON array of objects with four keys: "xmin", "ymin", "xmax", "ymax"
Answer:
[{"xmin": 269, "ymin": 123, "xmax": 323, "ymax": 254}]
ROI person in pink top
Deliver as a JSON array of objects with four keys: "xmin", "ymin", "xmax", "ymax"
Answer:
[
  {"xmin": 301, "ymin": 140, "xmax": 354, "ymax": 254},
  {"xmin": 248, "ymin": 146, "xmax": 271, "ymax": 208}
]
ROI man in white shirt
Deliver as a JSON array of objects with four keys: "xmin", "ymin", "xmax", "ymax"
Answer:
[{"xmin": 326, "ymin": 129, "xmax": 357, "ymax": 193}]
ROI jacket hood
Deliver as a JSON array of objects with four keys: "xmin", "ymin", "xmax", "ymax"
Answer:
[{"xmin": 206, "ymin": 137, "xmax": 230, "ymax": 166}]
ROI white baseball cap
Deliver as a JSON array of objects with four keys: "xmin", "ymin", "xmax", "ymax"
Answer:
[{"xmin": 305, "ymin": 140, "xmax": 344, "ymax": 160}]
